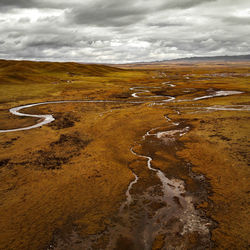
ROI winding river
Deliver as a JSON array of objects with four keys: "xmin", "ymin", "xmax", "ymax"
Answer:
[
  {"xmin": 0, "ymin": 85, "xmax": 245, "ymax": 133},
  {"xmin": 0, "ymin": 83, "xmax": 247, "ymax": 249}
]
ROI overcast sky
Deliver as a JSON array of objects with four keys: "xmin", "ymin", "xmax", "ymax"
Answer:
[{"xmin": 0, "ymin": 0, "xmax": 249, "ymax": 63}]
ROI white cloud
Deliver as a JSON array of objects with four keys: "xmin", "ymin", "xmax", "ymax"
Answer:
[{"xmin": 0, "ymin": 0, "xmax": 249, "ymax": 63}]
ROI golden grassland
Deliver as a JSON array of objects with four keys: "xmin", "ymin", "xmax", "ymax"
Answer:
[{"xmin": 0, "ymin": 59, "xmax": 249, "ymax": 249}]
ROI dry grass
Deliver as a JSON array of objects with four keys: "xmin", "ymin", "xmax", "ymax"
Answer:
[{"xmin": 0, "ymin": 59, "xmax": 249, "ymax": 249}]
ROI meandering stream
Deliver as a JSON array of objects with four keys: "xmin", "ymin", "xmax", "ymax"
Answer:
[{"xmin": 0, "ymin": 83, "xmax": 246, "ymax": 249}]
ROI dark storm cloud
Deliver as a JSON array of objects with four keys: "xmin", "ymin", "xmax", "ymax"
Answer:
[
  {"xmin": 0, "ymin": 0, "xmax": 67, "ymax": 10},
  {"xmin": 68, "ymin": 7, "xmax": 147, "ymax": 27},
  {"xmin": 160, "ymin": 0, "xmax": 217, "ymax": 9},
  {"xmin": 0, "ymin": 0, "xmax": 34, "ymax": 8},
  {"xmin": 0, "ymin": 0, "xmax": 217, "ymax": 10},
  {"xmin": 66, "ymin": 0, "xmax": 149, "ymax": 27},
  {"xmin": 0, "ymin": 0, "xmax": 249, "ymax": 62},
  {"xmin": 26, "ymin": 38, "xmax": 74, "ymax": 48},
  {"xmin": 67, "ymin": 0, "xmax": 218, "ymax": 27}
]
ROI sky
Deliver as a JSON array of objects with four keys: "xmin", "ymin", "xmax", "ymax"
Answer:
[{"xmin": 0, "ymin": 0, "xmax": 249, "ymax": 63}]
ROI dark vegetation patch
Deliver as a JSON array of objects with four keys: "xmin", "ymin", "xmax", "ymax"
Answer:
[
  {"xmin": 0, "ymin": 159, "xmax": 10, "ymax": 168},
  {"xmin": 48, "ymin": 112, "xmax": 80, "ymax": 130},
  {"xmin": 31, "ymin": 132, "xmax": 91, "ymax": 170},
  {"xmin": 149, "ymin": 201, "xmax": 166, "ymax": 212},
  {"xmin": 1, "ymin": 137, "xmax": 19, "ymax": 148},
  {"xmin": 151, "ymin": 88, "xmax": 202, "ymax": 98},
  {"xmin": 110, "ymin": 92, "xmax": 131, "ymax": 99},
  {"xmin": 209, "ymin": 134, "xmax": 231, "ymax": 141},
  {"xmin": 115, "ymin": 236, "xmax": 135, "ymax": 250},
  {"xmin": 151, "ymin": 90, "xmax": 168, "ymax": 96}
]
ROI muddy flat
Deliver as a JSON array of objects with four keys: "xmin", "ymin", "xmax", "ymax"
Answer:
[{"xmin": 0, "ymin": 60, "xmax": 249, "ymax": 249}]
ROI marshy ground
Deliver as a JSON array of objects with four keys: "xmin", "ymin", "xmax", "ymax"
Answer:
[{"xmin": 0, "ymin": 60, "xmax": 249, "ymax": 249}]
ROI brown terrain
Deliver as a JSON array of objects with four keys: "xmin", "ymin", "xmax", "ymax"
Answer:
[{"xmin": 0, "ymin": 59, "xmax": 249, "ymax": 249}]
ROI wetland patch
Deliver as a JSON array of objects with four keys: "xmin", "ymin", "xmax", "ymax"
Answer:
[{"xmin": 31, "ymin": 132, "xmax": 91, "ymax": 170}]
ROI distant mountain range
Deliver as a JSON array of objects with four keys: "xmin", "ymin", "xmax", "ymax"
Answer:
[
  {"xmin": 112, "ymin": 54, "xmax": 250, "ymax": 66},
  {"xmin": 168, "ymin": 54, "xmax": 250, "ymax": 62}
]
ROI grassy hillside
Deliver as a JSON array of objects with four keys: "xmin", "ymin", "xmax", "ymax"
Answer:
[
  {"xmin": 0, "ymin": 59, "xmax": 122, "ymax": 84},
  {"xmin": 0, "ymin": 59, "xmax": 148, "ymax": 104}
]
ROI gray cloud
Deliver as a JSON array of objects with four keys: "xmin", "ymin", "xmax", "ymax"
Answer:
[
  {"xmin": 0, "ymin": 0, "xmax": 34, "ymax": 8},
  {"xmin": 0, "ymin": 0, "xmax": 249, "ymax": 63},
  {"xmin": 68, "ymin": 8, "xmax": 146, "ymax": 27},
  {"xmin": 66, "ymin": 0, "xmax": 150, "ymax": 27},
  {"xmin": 160, "ymin": 0, "xmax": 217, "ymax": 9},
  {"xmin": 0, "ymin": 0, "xmax": 69, "ymax": 10},
  {"xmin": 0, "ymin": 0, "xmax": 218, "ymax": 10},
  {"xmin": 222, "ymin": 16, "xmax": 250, "ymax": 25}
]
